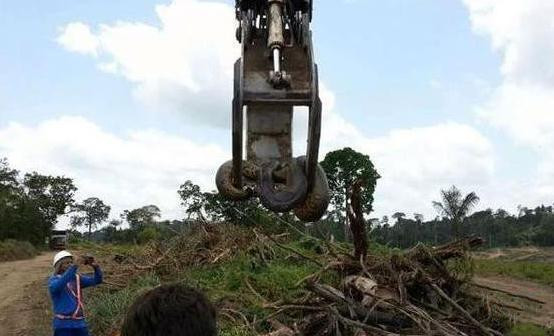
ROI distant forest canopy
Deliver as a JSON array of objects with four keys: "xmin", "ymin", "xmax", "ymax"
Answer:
[
  {"xmin": 369, "ymin": 204, "xmax": 554, "ymax": 249},
  {"xmin": 1, "ymin": 151, "xmax": 553, "ymax": 249}
]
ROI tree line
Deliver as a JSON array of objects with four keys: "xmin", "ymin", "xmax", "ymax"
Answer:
[
  {"xmin": 0, "ymin": 158, "xmax": 76, "ymax": 245},
  {"xmin": 371, "ymin": 196, "xmax": 554, "ymax": 249},
  {"xmin": 2, "ymin": 148, "xmax": 552, "ymax": 249}
]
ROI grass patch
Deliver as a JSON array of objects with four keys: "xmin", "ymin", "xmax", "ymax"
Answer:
[
  {"xmin": 219, "ymin": 326, "xmax": 256, "ymax": 336},
  {"xmin": 70, "ymin": 240, "xmax": 139, "ymax": 257},
  {"xmin": 176, "ymin": 241, "xmax": 327, "ymax": 334},
  {"xmin": 509, "ymin": 322, "xmax": 552, "ymax": 336},
  {"xmin": 0, "ymin": 239, "xmax": 38, "ymax": 262},
  {"xmin": 82, "ymin": 239, "xmax": 325, "ymax": 335},
  {"xmin": 475, "ymin": 259, "xmax": 554, "ymax": 287},
  {"xmin": 86, "ymin": 273, "xmax": 161, "ymax": 336}
]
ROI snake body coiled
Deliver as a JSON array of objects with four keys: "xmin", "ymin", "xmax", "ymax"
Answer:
[
  {"xmin": 215, "ymin": 156, "xmax": 330, "ymax": 221},
  {"xmin": 293, "ymin": 156, "xmax": 330, "ymax": 222}
]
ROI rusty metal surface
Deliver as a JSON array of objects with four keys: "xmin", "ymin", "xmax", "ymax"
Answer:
[
  {"xmin": 246, "ymin": 104, "xmax": 292, "ymax": 164},
  {"xmin": 218, "ymin": 0, "xmax": 330, "ymax": 220}
]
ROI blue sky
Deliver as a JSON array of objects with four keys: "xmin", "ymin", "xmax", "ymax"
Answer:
[{"xmin": 1, "ymin": 0, "xmax": 553, "ymax": 225}]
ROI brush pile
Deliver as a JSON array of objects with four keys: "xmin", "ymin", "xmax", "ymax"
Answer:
[
  {"xmin": 265, "ymin": 236, "xmax": 508, "ymax": 336},
  {"xmin": 102, "ymin": 221, "xmax": 255, "ymax": 287},
  {"xmin": 97, "ymin": 215, "xmax": 509, "ymax": 335}
]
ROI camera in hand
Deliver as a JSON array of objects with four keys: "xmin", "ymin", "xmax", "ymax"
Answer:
[{"xmin": 83, "ymin": 255, "xmax": 95, "ymax": 265}]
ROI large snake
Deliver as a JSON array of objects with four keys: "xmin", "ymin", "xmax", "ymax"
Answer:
[
  {"xmin": 215, "ymin": 160, "xmax": 258, "ymax": 201},
  {"xmin": 259, "ymin": 160, "xmax": 308, "ymax": 213},
  {"xmin": 293, "ymin": 156, "xmax": 330, "ymax": 222},
  {"xmin": 216, "ymin": 156, "xmax": 330, "ymax": 221}
]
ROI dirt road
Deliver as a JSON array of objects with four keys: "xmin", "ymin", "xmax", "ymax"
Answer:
[
  {"xmin": 474, "ymin": 275, "xmax": 554, "ymax": 328},
  {"xmin": 0, "ymin": 253, "xmax": 54, "ymax": 336}
]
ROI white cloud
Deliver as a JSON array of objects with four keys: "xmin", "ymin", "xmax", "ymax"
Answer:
[
  {"xmin": 464, "ymin": 0, "xmax": 554, "ymax": 145},
  {"xmin": 333, "ymin": 122, "xmax": 494, "ymax": 219},
  {"xmin": 463, "ymin": 0, "xmax": 554, "ymax": 209},
  {"xmin": 0, "ymin": 116, "xmax": 227, "ymax": 228},
  {"xmin": 464, "ymin": 0, "xmax": 554, "ymax": 86},
  {"xmin": 57, "ymin": 22, "xmax": 100, "ymax": 57},
  {"xmin": 476, "ymin": 83, "xmax": 554, "ymax": 148},
  {"xmin": 57, "ymin": 0, "xmax": 238, "ymax": 128}
]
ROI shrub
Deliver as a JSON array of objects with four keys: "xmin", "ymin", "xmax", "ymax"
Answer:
[
  {"xmin": 0, "ymin": 239, "xmax": 38, "ymax": 262},
  {"xmin": 137, "ymin": 226, "xmax": 161, "ymax": 244}
]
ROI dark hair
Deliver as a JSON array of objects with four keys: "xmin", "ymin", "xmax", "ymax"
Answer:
[{"xmin": 121, "ymin": 284, "xmax": 217, "ymax": 336}]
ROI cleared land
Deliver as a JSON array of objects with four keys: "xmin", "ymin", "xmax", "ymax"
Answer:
[
  {"xmin": 0, "ymin": 252, "xmax": 54, "ymax": 336},
  {"xmin": 474, "ymin": 275, "xmax": 554, "ymax": 327},
  {"xmin": 474, "ymin": 247, "xmax": 554, "ymax": 333},
  {"xmin": 1, "ymin": 245, "xmax": 553, "ymax": 335}
]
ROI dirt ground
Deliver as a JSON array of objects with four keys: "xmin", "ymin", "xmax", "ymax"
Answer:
[
  {"xmin": 474, "ymin": 246, "xmax": 554, "ymax": 263},
  {"xmin": 0, "ymin": 252, "xmax": 54, "ymax": 336},
  {"xmin": 474, "ymin": 275, "xmax": 554, "ymax": 328}
]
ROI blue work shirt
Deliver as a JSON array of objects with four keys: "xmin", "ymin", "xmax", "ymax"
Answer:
[{"xmin": 48, "ymin": 264, "xmax": 103, "ymax": 329}]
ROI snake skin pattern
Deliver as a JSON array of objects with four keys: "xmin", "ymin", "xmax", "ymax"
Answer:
[
  {"xmin": 293, "ymin": 156, "xmax": 330, "ymax": 222},
  {"xmin": 259, "ymin": 160, "xmax": 308, "ymax": 212},
  {"xmin": 216, "ymin": 156, "xmax": 330, "ymax": 221}
]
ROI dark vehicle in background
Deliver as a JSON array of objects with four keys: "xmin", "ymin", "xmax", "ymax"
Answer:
[{"xmin": 49, "ymin": 230, "xmax": 68, "ymax": 250}]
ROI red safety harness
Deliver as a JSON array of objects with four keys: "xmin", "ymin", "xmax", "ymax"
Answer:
[{"xmin": 55, "ymin": 274, "xmax": 85, "ymax": 320}]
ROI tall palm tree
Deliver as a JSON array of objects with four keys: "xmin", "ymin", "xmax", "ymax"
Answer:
[{"xmin": 432, "ymin": 185, "xmax": 480, "ymax": 239}]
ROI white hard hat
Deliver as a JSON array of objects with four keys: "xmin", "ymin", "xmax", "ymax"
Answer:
[{"xmin": 53, "ymin": 250, "xmax": 73, "ymax": 267}]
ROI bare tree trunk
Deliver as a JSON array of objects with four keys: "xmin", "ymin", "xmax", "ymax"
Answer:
[
  {"xmin": 347, "ymin": 178, "xmax": 368, "ymax": 260},
  {"xmin": 344, "ymin": 186, "xmax": 350, "ymax": 242}
]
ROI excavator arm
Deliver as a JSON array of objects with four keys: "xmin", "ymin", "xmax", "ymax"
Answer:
[{"xmin": 216, "ymin": 0, "xmax": 329, "ymax": 222}]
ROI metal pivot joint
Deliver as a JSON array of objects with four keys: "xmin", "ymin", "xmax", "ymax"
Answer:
[{"xmin": 216, "ymin": 0, "xmax": 330, "ymax": 222}]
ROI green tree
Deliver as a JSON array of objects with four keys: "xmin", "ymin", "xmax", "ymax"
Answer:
[
  {"xmin": 137, "ymin": 226, "xmax": 161, "ymax": 244},
  {"xmin": 203, "ymin": 191, "xmax": 262, "ymax": 224},
  {"xmin": 414, "ymin": 213, "xmax": 424, "ymax": 223},
  {"xmin": 0, "ymin": 164, "xmax": 77, "ymax": 245},
  {"xmin": 178, "ymin": 180, "xmax": 205, "ymax": 219},
  {"xmin": 23, "ymin": 172, "xmax": 77, "ymax": 226},
  {"xmin": 122, "ymin": 205, "xmax": 161, "ymax": 231},
  {"xmin": 0, "ymin": 158, "xmax": 20, "ymax": 196},
  {"xmin": 321, "ymin": 147, "xmax": 380, "ymax": 240},
  {"xmin": 70, "ymin": 197, "xmax": 111, "ymax": 237},
  {"xmin": 392, "ymin": 212, "xmax": 406, "ymax": 223},
  {"xmin": 432, "ymin": 185, "xmax": 480, "ymax": 239}
]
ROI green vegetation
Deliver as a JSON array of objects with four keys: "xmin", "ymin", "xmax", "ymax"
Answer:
[
  {"xmin": 85, "ymin": 240, "xmax": 324, "ymax": 335},
  {"xmin": 70, "ymin": 239, "xmax": 139, "ymax": 257},
  {"xmin": 509, "ymin": 323, "xmax": 552, "ymax": 336},
  {"xmin": 320, "ymin": 147, "xmax": 380, "ymax": 237},
  {"xmin": 0, "ymin": 239, "xmax": 38, "ymax": 261},
  {"xmin": 87, "ymin": 274, "xmax": 161, "ymax": 335},
  {"xmin": 0, "ymin": 158, "xmax": 77, "ymax": 246},
  {"xmin": 373, "ymin": 204, "xmax": 554, "ymax": 249},
  {"xmin": 475, "ymin": 259, "xmax": 554, "ymax": 287},
  {"xmin": 182, "ymin": 252, "xmax": 319, "ymax": 302}
]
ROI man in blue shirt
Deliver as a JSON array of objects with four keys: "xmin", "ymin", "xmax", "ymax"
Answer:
[{"xmin": 48, "ymin": 250, "xmax": 103, "ymax": 336}]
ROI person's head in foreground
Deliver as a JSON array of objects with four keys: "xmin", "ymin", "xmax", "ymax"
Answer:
[{"xmin": 121, "ymin": 284, "xmax": 217, "ymax": 336}]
